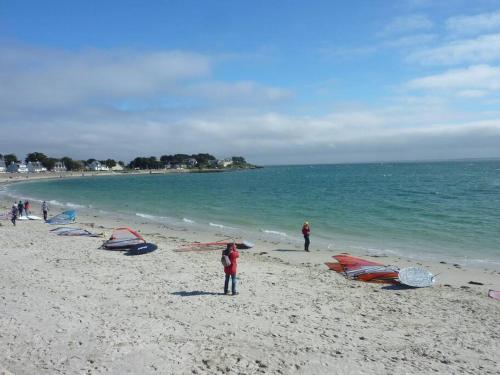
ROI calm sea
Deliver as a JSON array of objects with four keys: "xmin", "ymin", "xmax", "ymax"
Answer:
[{"xmin": 5, "ymin": 161, "xmax": 500, "ymax": 268}]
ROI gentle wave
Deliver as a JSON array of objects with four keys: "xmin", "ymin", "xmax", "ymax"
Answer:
[
  {"xmin": 260, "ymin": 229, "xmax": 288, "ymax": 237},
  {"xmin": 136, "ymin": 212, "xmax": 159, "ymax": 220},
  {"xmin": 209, "ymin": 222, "xmax": 237, "ymax": 230},
  {"xmin": 66, "ymin": 202, "xmax": 86, "ymax": 209},
  {"xmin": 183, "ymin": 218, "xmax": 195, "ymax": 224}
]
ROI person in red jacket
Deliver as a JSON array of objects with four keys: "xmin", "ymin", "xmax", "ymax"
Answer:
[
  {"xmin": 302, "ymin": 221, "xmax": 310, "ymax": 252},
  {"xmin": 223, "ymin": 243, "xmax": 239, "ymax": 295}
]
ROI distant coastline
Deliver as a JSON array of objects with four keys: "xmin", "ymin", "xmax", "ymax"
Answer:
[{"xmin": 0, "ymin": 166, "xmax": 261, "ymax": 187}]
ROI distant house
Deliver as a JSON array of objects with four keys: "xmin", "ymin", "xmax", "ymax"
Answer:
[
  {"xmin": 27, "ymin": 161, "xmax": 47, "ymax": 173},
  {"xmin": 0, "ymin": 159, "xmax": 5, "ymax": 173},
  {"xmin": 7, "ymin": 161, "xmax": 28, "ymax": 173},
  {"xmin": 187, "ymin": 158, "xmax": 198, "ymax": 167},
  {"xmin": 88, "ymin": 161, "xmax": 109, "ymax": 171},
  {"xmin": 164, "ymin": 162, "xmax": 172, "ymax": 169},
  {"xmin": 218, "ymin": 158, "xmax": 233, "ymax": 168},
  {"xmin": 53, "ymin": 161, "xmax": 67, "ymax": 172},
  {"xmin": 111, "ymin": 164, "xmax": 124, "ymax": 171},
  {"xmin": 208, "ymin": 159, "xmax": 219, "ymax": 168}
]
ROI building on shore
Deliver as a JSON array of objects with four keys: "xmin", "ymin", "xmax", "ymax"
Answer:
[
  {"xmin": 88, "ymin": 161, "xmax": 109, "ymax": 171},
  {"xmin": 53, "ymin": 161, "xmax": 67, "ymax": 172},
  {"xmin": 111, "ymin": 164, "xmax": 124, "ymax": 171},
  {"xmin": 27, "ymin": 161, "xmax": 47, "ymax": 173},
  {"xmin": 0, "ymin": 158, "xmax": 6, "ymax": 173},
  {"xmin": 7, "ymin": 161, "xmax": 28, "ymax": 173},
  {"xmin": 218, "ymin": 158, "xmax": 234, "ymax": 168}
]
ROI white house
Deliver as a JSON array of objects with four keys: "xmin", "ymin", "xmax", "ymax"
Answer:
[
  {"xmin": 7, "ymin": 161, "xmax": 28, "ymax": 173},
  {"xmin": 187, "ymin": 158, "xmax": 198, "ymax": 167},
  {"xmin": 0, "ymin": 159, "xmax": 6, "ymax": 173},
  {"xmin": 53, "ymin": 161, "xmax": 67, "ymax": 172},
  {"xmin": 111, "ymin": 164, "xmax": 124, "ymax": 171},
  {"xmin": 89, "ymin": 161, "xmax": 109, "ymax": 171},
  {"xmin": 27, "ymin": 161, "xmax": 47, "ymax": 173},
  {"xmin": 218, "ymin": 158, "xmax": 233, "ymax": 168}
]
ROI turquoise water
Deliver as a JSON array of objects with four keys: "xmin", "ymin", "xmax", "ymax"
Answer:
[{"xmin": 6, "ymin": 161, "xmax": 500, "ymax": 267}]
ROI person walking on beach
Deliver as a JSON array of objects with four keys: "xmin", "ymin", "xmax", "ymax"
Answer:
[
  {"xmin": 11, "ymin": 205, "xmax": 18, "ymax": 226},
  {"xmin": 302, "ymin": 221, "xmax": 311, "ymax": 252},
  {"xmin": 24, "ymin": 200, "xmax": 30, "ymax": 216},
  {"xmin": 222, "ymin": 243, "xmax": 239, "ymax": 295},
  {"xmin": 17, "ymin": 200, "xmax": 24, "ymax": 217},
  {"xmin": 42, "ymin": 201, "xmax": 48, "ymax": 221}
]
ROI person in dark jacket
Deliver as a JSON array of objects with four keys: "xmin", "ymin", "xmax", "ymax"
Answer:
[
  {"xmin": 17, "ymin": 200, "xmax": 24, "ymax": 217},
  {"xmin": 302, "ymin": 221, "xmax": 310, "ymax": 252},
  {"xmin": 223, "ymin": 243, "xmax": 239, "ymax": 295},
  {"xmin": 11, "ymin": 205, "xmax": 18, "ymax": 226}
]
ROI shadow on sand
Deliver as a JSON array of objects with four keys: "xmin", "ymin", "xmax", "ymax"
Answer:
[
  {"xmin": 273, "ymin": 249, "xmax": 305, "ymax": 252},
  {"xmin": 381, "ymin": 284, "xmax": 415, "ymax": 291},
  {"xmin": 171, "ymin": 291, "xmax": 225, "ymax": 297}
]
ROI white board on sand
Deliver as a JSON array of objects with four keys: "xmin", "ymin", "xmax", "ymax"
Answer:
[
  {"xmin": 27, "ymin": 215, "xmax": 42, "ymax": 220},
  {"xmin": 17, "ymin": 216, "xmax": 28, "ymax": 221},
  {"xmin": 398, "ymin": 267, "xmax": 435, "ymax": 288}
]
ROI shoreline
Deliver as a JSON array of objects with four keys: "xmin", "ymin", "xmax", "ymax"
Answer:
[
  {"xmin": 1, "ymin": 187, "xmax": 499, "ymax": 373},
  {"xmin": 2, "ymin": 171, "xmax": 500, "ymax": 273},
  {"xmin": 2, "ymin": 179, "xmax": 499, "ymax": 287}
]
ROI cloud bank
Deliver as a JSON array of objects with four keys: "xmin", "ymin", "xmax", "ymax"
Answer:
[{"xmin": 1, "ymin": 39, "xmax": 499, "ymax": 164}]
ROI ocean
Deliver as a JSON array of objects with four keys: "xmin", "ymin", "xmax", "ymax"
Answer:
[{"xmin": 5, "ymin": 161, "xmax": 500, "ymax": 269}]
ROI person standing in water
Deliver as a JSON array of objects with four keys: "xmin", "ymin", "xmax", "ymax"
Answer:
[
  {"xmin": 302, "ymin": 221, "xmax": 311, "ymax": 252},
  {"xmin": 42, "ymin": 201, "xmax": 49, "ymax": 221},
  {"xmin": 222, "ymin": 243, "xmax": 239, "ymax": 295},
  {"xmin": 11, "ymin": 204, "xmax": 18, "ymax": 226}
]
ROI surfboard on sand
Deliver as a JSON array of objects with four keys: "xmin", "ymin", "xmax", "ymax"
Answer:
[{"xmin": 27, "ymin": 215, "xmax": 42, "ymax": 220}]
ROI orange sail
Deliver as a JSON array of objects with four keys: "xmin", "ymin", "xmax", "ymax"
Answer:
[{"xmin": 326, "ymin": 254, "xmax": 399, "ymax": 284}]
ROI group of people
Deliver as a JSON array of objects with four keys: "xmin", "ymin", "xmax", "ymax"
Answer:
[
  {"xmin": 220, "ymin": 222, "xmax": 311, "ymax": 295},
  {"xmin": 10, "ymin": 200, "xmax": 49, "ymax": 226}
]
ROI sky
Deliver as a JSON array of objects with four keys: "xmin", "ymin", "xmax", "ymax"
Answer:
[{"xmin": 1, "ymin": 0, "xmax": 500, "ymax": 165}]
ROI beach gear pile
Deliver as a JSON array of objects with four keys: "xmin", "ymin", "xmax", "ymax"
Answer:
[
  {"xmin": 326, "ymin": 254, "xmax": 436, "ymax": 288},
  {"xmin": 101, "ymin": 227, "xmax": 157, "ymax": 254}
]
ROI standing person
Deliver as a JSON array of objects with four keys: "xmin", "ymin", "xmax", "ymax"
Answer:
[
  {"xmin": 11, "ymin": 204, "xmax": 18, "ymax": 226},
  {"xmin": 17, "ymin": 200, "xmax": 24, "ymax": 217},
  {"xmin": 42, "ymin": 201, "xmax": 49, "ymax": 221},
  {"xmin": 24, "ymin": 200, "xmax": 30, "ymax": 216},
  {"xmin": 222, "ymin": 243, "xmax": 239, "ymax": 295},
  {"xmin": 302, "ymin": 221, "xmax": 311, "ymax": 252}
]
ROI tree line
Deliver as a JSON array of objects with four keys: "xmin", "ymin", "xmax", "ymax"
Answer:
[{"xmin": 0, "ymin": 152, "xmax": 250, "ymax": 171}]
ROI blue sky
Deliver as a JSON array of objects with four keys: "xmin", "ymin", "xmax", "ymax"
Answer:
[{"xmin": 1, "ymin": 0, "xmax": 500, "ymax": 164}]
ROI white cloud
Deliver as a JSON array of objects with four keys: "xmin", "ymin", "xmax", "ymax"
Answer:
[
  {"xmin": 0, "ymin": 45, "xmax": 212, "ymax": 109},
  {"xmin": 408, "ymin": 33, "xmax": 500, "ymax": 65},
  {"xmin": 2, "ymin": 102, "xmax": 499, "ymax": 164},
  {"xmin": 407, "ymin": 64, "xmax": 500, "ymax": 93},
  {"xmin": 379, "ymin": 14, "xmax": 434, "ymax": 36},
  {"xmin": 446, "ymin": 10, "xmax": 500, "ymax": 35}
]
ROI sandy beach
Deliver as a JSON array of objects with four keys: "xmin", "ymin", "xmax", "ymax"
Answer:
[{"xmin": 1, "ymin": 177, "xmax": 499, "ymax": 375}]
